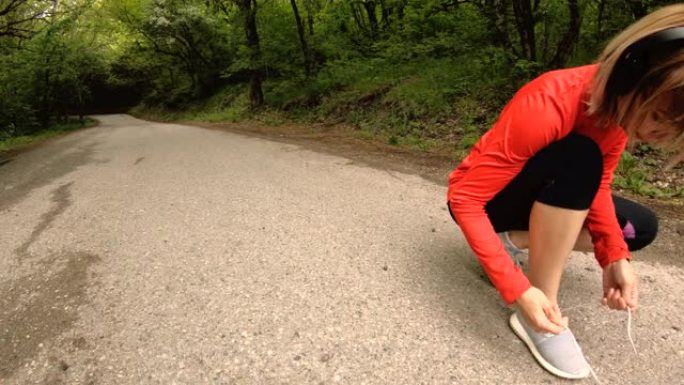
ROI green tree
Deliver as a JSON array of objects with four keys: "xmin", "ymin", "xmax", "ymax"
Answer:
[
  {"xmin": 0, "ymin": 0, "xmax": 108, "ymax": 135},
  {"xmin": 0, "ymin": 0, "xmax": 54, "ymax": 38},
  {"xmin": 209, "ymin": 0, "xmax": 264, "ymax": 107}
]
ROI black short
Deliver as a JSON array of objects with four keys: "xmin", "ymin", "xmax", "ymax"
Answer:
[{"xmin": 448, "ymin": 134, "xmax": 658, "ymax": 251}]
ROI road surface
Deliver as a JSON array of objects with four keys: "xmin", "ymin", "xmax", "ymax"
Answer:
[{"xmin": 0, "ymin": 115, "xmax": 682, "ymax": 384}]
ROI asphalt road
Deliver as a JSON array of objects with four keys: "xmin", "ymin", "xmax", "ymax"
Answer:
[{"xmin": 1, "ymin": 115, "xmax": 682, "ymax": 384}]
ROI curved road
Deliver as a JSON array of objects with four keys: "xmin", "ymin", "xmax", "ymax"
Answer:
[{"xmin": 1, "ymin": 115, "xmax": 682, "ymax": 384}]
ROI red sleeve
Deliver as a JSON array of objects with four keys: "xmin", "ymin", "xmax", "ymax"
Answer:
[
  {"xmin": 587, "ymin": 135, "xmax": 630, "ymax": 267},
  {"xmin": 449, "ymin": 91, "xmax": 574, "ymax": 304}
]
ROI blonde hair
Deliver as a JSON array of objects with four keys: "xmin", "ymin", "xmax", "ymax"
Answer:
[{"xmin": 588, "ymin": 4, "xmax": 684, "ymax": 157}]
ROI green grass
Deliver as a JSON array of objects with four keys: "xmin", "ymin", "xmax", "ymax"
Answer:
[
  {"xmin": 133, "ymin": 85, "xmax": 252, "ymax": 124},
  {"xmin": 614, "ymin": 149, "xmax": 683, "ymax": 199},
  {"xmin": 188, "ymin": 107, "xmax": 245, "ymax": 123},
  {"xmin": 0, "ymin": 118, "xmax": 97, "ymax": 153}
]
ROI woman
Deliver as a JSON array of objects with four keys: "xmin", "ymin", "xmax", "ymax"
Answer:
[{"xmin": 447, "ymin": 5, "xmax": 684, "ymax": 380}]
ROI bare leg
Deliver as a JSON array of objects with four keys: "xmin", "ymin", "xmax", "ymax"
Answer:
[
  {"xmin": 574, "ymin": 230, "xmax": 593, "ymax": 252},
  {"xmin": 526, "ymin": 202, "xmax": 589, "ymax": 304},
  {"xmin": 509, "ymin": 228, "xmax": 593, "ymax": 252}
]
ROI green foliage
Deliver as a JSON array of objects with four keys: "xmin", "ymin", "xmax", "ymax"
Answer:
[
  {"xmin": 0, "ymin": 118, "xmax": 97, "ymax": 153},
  {"xmin": 614, "ymin": 149, "xmax": 683, "ymax": 198},
  {"xmin": 181, "ymin": 87, "xmax": 250, "ymax": 123},
  {"xmin": 111, "ymin": 0, "xmax": 234, "ymax": 104},
  {"xmin": 2, "ymin": 0, "xmax": 681, "ymax": 198},
  {"xmin": 257, "ymin": 2, "xmax": 302, "ymax": 77},
  {"xmin": 0, "ymin": 4, "xmax": 108, "ymax": 136}
]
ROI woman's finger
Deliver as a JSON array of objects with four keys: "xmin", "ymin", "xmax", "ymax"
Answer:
[
  {"xmin": 536, "ymin": 315, "xmax": 565, "ymax": 334},
  {"xmin": 615, "ymin": 297, "xmax": 625, "ymax": 310},
  {"xmin": 544, "ymin": 307, "xmax": 565, "ymax": 328},
  {"xmin": 622, "ymin": 281, "xmax": 638, "ymax": 309},
  {"xmin": 611, "ymin": 288, "xmax": 622, "ymax": 303},
  {"xmin": 629, "ymin": 288, "xmax": 639, "ymax": 309},
  {"xmin": 607, "ymin": 291, "xmax": 619, "ymax": 309}
]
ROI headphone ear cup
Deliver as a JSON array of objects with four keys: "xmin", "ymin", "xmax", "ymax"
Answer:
[
  {"xmin": 609, "ymin": 53, "xmax": 645, "ymax": 96},
  {"xmin": 606, "ymin": 27, "xmax": 684, "ymax": 96}
]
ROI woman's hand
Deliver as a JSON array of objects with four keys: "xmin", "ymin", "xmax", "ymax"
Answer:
[
  {"xmin": 602, "ymin": 259, "xmax": 638, "ymax": 310},
  {"xmin": 515, "ymin": 287, "xmax": 568, "ymax": 334}
]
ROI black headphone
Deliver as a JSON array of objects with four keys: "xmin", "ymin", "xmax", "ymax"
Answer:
[{"xmin": 606, "ymin": 26, "xmax": 684, "ymax": 96}]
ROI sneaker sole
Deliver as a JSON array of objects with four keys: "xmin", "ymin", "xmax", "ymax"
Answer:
[{"xmin": 509, "ymin": 313, "xmax": 590, "ymax": 380}]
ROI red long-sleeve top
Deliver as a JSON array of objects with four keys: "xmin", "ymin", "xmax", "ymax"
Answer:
[{"xmin": 447, "ymin": 64, "xmax": 630, "ymax": 304}]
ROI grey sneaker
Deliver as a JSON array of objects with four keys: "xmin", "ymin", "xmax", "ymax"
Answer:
[
  {"xmin": 509, "ymin": 312, "xmax": 591, "ymax": 379},
  {"xmin": 497, "ymin": 231, "xmax": 526, "ymax": 268}
]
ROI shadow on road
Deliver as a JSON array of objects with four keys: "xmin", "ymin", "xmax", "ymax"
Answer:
[{"xmin": 0, "ymin": 251, "xmax": 100, "ymax": 379}]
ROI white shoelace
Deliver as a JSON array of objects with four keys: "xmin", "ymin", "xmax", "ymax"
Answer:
[
  {"xmin": 580, "ymin": 307, "xmax": 637, "ymax": 384},
  {"xmin": 627, "ymin": 307, "xmax": 638, "ymax": 356}
]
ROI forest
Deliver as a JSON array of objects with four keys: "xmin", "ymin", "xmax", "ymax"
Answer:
[{"xmin": 0, "ymin": 0, "xmax": 681, "ymax": 197}]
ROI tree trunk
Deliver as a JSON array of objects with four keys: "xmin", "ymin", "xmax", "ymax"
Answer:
[
  {"xmin": 378, "ymin": 0, "xmax": 406, "ymax": 30},
  {"xmin": 396, "ymin": 1, "xmax": 405, "ymax": 29},
  {"xmin": 40, "ymin": 39, "xmax": 54, "ymax": 129},
  {"xmin": 549, "ymin": 0, "xmax": 580, "ymax": 68},
  {"xmin": 40, "ymin": 68, "xmax": 51, "ymax": 129},
  {"xmin": 350, "ymin": 3, "xmax": 367, "ymax": 34},
  {"xmin": 290, "ymin": 0, "xmax": 311, "ymax": 77},
  {"xmin": 305, "ymin": 0, "xmax": 315, "ymax": 36},
  {"xmin": 512, "ymin": 0, "xmax": 536, "ymax": 61},
  {"xmin": 482, "ymin": 0, "xmax": 513, "ymax": 50},
  {"xmin": 361, "ymin": 1, "xmax": 378, "ymax": 34},
  {"xmin": 379, "ymin": 0, "xmax": 391, "ymax": 30},
  {"xmin": 239, "ymin": 0, "xmax": 263, "ymax": 108}
]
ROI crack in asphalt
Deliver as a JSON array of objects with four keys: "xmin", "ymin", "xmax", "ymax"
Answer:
[{"xmin": 15, "ymin": 182, "xmax": 74, "ymax": 260}]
